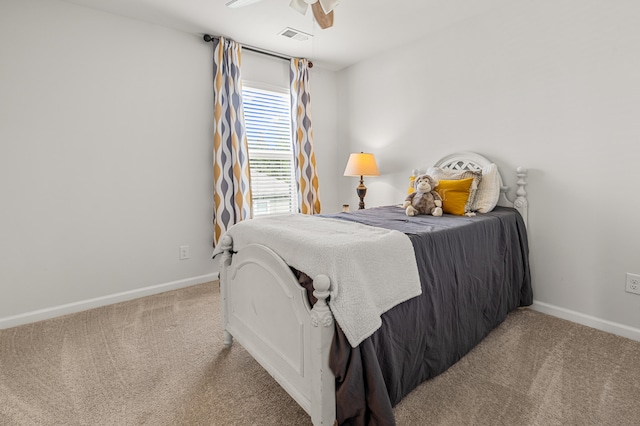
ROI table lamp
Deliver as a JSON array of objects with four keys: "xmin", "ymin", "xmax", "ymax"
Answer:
[{"xmin": 343, "ymin": 152, "xmax": 380, "ymax": 209}]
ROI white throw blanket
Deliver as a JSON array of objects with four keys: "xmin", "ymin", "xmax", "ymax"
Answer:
[{"xmin": 212, "ymin": 214, "xmax": 421, "ymax": 347}]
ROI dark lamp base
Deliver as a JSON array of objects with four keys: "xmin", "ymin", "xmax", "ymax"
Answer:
[{"xmin": 356, "ymin": 176, "xmax": 367, "ymax": 209}]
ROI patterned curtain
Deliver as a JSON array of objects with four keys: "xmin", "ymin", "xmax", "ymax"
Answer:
[
  {"xmin": 290, "ymin": 58, "xmax": 321, "ymax": 215},
  {"xmin": 212, "ymin": 38, "xmax": 252, "ymax": 246}
]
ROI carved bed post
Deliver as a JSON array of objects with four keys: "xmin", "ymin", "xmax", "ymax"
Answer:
[
  {"xmin": 219, "ymin": 235, "xmax": 234, "ymax": 348},
  {"xmin": 514, "ymin": 167, "xmax": 528, "ymax": 226},
  {"xmin": 309, "ymin": 274, "xmax": 336, "ymax": 426}
]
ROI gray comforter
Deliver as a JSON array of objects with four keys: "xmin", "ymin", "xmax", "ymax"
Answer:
[{"xmin": 296, "ymin": 205, "xmax": 532, "ymax": 425}]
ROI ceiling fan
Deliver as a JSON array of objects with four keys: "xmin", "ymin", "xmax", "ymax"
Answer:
[{"xmin": 226, "ymin": 0, "xmax": 340, "ymax": 29}]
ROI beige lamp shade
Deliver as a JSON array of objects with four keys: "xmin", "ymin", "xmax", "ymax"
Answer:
[{"xmin": 343, "ymin": 152, "xmax": 380, "ymax": 177}]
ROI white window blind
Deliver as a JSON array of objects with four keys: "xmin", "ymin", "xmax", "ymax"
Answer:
[{"xmin": 243, "ymin": 84, "xmax": 298, "ymax": 216}]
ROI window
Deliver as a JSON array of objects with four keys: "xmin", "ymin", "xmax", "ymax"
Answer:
[{"xmin": 242, "ymin": 84, "xmax": 298, "ymax": 216}]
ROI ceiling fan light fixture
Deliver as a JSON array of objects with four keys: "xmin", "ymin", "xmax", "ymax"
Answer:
[
  {"xmin": 289, "ymin": 0, "xmax": 335, "ymax": 29},
  {"xmin": 318, "ymin": 0, "xmax": 339, "ymax": 14},
  {"xmin": 289, "ymin": 0, "xmax": 309, "ymax": 14}
]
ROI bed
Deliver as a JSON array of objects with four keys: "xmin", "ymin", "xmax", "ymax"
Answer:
[{"xmin": 213, "ymin": 152, "xmax": 531, "ymax": 425}]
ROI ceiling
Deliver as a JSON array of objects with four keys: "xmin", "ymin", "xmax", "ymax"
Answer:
[{"xmin": 61, "ymin": 0, "xmax": 510, "ymax": 71}]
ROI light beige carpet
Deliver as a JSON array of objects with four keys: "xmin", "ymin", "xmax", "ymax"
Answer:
[{"xmin": 1, "ymin": 281, "xmax": 639, "ymax": 426}]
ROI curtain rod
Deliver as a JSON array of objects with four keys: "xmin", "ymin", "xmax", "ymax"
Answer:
[{"xmin": 203, "ymin": 34, "xmax": 313, "ymax": 68}]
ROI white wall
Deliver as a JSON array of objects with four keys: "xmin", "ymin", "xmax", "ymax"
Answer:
[
  {"xmin": 338, "ymin": 0, "xmax": 640, "ymax": 336},
  {"xmin": 0, "ymin": 0, "xmax": 340, "ymax": 327}
]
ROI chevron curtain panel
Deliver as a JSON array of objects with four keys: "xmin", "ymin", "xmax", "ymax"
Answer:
[
  {"xmin": 212, "ymin": 38, "xmax": 252, "ymax": 246},
  {"xmin": 290, "ymin": 58, "xmax": 321, "ymax": 215}
]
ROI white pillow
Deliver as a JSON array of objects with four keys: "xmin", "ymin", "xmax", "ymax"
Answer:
[{"xmin": 471, "ymin": 163, "xmax": 500, "ymax": 213}]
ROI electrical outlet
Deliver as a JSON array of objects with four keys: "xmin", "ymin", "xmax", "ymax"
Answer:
[
  {"xmin": 179, "ymin": 245, "xmax": 190, "ymax": 260},
  {"xmin": 626, "ymin": 273, "xmax": 640, "ymax": 295}
]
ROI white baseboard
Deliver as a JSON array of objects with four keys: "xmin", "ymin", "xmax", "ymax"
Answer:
[
  {"xmin": 0, "ymin": 273, "xmax": 219, "ymax": 330},
  {"xmin": 530, "ymin": 300, "xmax": 640, "ymax": 342},
  {"xmin": 6, "ymin": 289, "xmax": 638, "ymax": 343}
]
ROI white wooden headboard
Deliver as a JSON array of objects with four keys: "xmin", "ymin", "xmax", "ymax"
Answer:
[{"xmin": 412, "ymin": 151, "xmax": 528, "ymax": 226}]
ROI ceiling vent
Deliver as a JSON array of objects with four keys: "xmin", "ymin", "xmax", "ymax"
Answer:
[{"xmin": 279, "ymin": 27, "xmax": 313, "ymax": 42}]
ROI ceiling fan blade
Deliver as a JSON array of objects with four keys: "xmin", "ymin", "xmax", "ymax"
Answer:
[
  {"xmin": 318, "ymin": 0, "xmax": 339, "ymax": 14},
  {"xmin": 226, "ymin": 0, "xmax": 263, "ymax": 8},
  {"xmin": 289, "ymin": 0, "xmax": 309, "ymax": 15},
  {"xmin": 311, "ymin": 1, "xmax": 334, "ymax": 29}
]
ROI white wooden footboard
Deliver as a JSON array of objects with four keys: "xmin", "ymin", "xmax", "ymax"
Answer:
[{"xmin": 218, "ymin": 235, "xmax": 336, "ymax": 426}]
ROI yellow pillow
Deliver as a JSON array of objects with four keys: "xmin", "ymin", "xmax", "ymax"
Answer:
[
  {"xmin": 408, "ymin": 175, "xmax": 416, "ymax": 194},
  {"xmin": 436, "ymin": 178, "xmax": 474, "ymax": 216}
]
